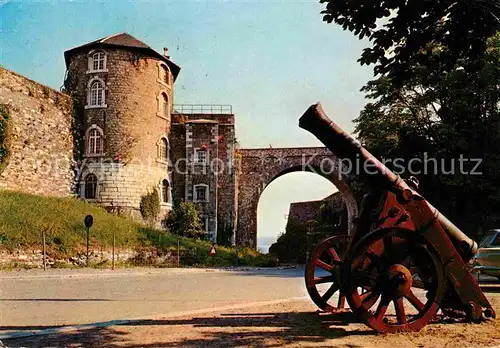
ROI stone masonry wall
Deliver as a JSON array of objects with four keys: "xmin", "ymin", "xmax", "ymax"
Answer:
[
  {"xmin": 0, "ymin": 66, "xmax": 74, "ymax": 196},
  {"xmin": 78, "ymin": 162, "xmax": 171, "ymax": 218},
  {"xmin": 64, "ymin": 47, "xmax": 173, "ymax": 216},
  {"xmin": 170, "ymin": 113, "xmax": 237, "ymax": 241}
]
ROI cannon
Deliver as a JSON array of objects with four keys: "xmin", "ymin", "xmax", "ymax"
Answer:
[{"xmin": 300, "ymin": 102, "xmax": 496, "ymax": 333}]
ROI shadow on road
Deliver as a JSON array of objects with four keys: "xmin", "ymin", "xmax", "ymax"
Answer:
[{"xmin": 3, "ymin": 310, "xmax": 372, "ymax": 348}]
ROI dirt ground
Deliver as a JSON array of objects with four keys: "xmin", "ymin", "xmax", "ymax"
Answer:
[{"xmin": 3, "ymin": 295, "xmax": 500, "ymax": 348}]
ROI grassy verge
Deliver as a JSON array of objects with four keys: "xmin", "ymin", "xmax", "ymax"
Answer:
[{"xmin": 0, "ymin": 190, "xmax": 276, "ymax": 268}]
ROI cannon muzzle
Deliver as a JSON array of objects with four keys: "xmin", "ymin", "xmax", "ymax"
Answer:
[{"xmin": 299, "ymin": 102, "xmax": 478, "ymax": 258}]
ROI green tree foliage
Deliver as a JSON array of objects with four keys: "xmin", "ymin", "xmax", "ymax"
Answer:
[
  {"xmin": 354, "ymin": 33, "xmax": 500, "ymax": 237},
  {"xmin": 164, "ymin": 201, "xmax": 205, "ymax": 239},
  {"xmin": 0, "ymin": 104, "xmax": 12, "ymax": 174},
  {"xmin": 139, "ymin": 188, "xmax": 160, "ymax": 224},
  {"xmin": 269, "ymin": 219, "xmax": 307, "ymax": 263},
  {"xmin": 216, "ymin": 215, "xmax": 234, "ymax": 246},
  {"xmin": 320, "ymin": 0, "xmax": 500, "ymax": 83}
]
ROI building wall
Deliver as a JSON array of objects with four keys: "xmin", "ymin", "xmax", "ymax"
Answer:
[
  {"xmin": 0, "ymin": 66, "xmax": 74, "ymax": 196},
  {"xmin": 287, "ymin": 192, "xmax": 348, "ymax": 231},
  {"xmin": 170, "ymin": 113, "xmax": 237, "ymax": 241},
  {"xmin": 64, "ymin": 48, "xmax": 173, "ymax": 216}
]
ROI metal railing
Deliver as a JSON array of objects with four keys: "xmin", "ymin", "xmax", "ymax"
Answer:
[{"xmin": 173, "ymin": 104, "xmax": 233, "ymax": 115}]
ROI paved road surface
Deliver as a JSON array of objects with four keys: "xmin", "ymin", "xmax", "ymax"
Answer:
[
  {"xmin": 0, "ymin": 267, "xmax": 309, "ymax": 335},
  {"xmin": 1, "ymin": 267, "xmax": 498, "ymax": 340}
]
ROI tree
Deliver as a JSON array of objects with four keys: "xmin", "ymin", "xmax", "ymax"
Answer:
[
  {"xmin": 268, "ymin": 219, "xmax": 307, "ymax": 263},
  {"xmin": 164, "ymin": 202, "xmax": 205, "ymax": 239},
  {"xmin": 354, "ymin": 33, "xmax": 500, "ymax": 238},
  {"xmin": 320, "ymin": 0, "xmax": 500, "ymax": 83},
  {"xmin": 216, "ymin": 215, "xmax": 234, "ymax": 246}
]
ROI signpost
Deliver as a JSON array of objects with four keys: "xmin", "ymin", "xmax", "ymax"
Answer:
[
  {"xmin": 209, "ymin": 243, "xmax": 216, "ymax": 267},
  {"xmin": 84, "ymin": 215, "xmax": 93, "ymax": 267}
]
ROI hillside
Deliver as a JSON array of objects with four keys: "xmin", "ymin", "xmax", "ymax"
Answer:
[{"xmin": 0, "ymin": 190, "xmax": 274, "ymax": 267}]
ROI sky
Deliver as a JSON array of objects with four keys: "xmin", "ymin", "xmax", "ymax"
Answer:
[{"xmin": 0, "ymin": 0, "xmax": 373, "ymax": 251}]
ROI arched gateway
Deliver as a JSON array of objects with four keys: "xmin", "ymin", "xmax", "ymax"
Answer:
[{"xmin": 236, "ymin": 147, "xmax": 358, "ymax": 247}]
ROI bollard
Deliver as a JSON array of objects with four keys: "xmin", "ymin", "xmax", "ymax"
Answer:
[
  {"xmin": 42, "ymin": 229, "xmax": 47, "ymax": 271},
  {"xmin": 112, "ymin": 230, "xmax": 116, "ymax": 270}
]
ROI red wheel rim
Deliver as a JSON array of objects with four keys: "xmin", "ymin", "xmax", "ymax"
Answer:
[{"xmin": 345, "ymin": 227, "xmax": 446, "ymax": 333}]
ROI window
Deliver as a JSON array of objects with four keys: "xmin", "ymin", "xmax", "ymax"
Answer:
[
  {"xmin": 162, "ymin": 93, "xmax": 169, "ymax": 117},
  {"xmin": 194, "ymin": 184, "xmax": 208, "ymax": 202},
  {"xmin": 161, "ymin": 179, "xmax": 169, "ymax": 203},
  {"xmin": 158, "ymin": 138, "xmax": 168, "ymax": 161},
  {"xmin": 156, "ymin": 92, "xmax": 170, "ymax": 119},
  {"xmin": 195, "ymin": 149, "xmax": 208, "ymax": 164},
  {"xmin": 90, "ymin": 81, "xmax": 104, "ymax": 106},
  {"xmin": 480, "ymin": 232, "xmax": 497, "ymax": 248},
  {"xmin": 93, "ymin": 52, "xmax": 106, "ymax": 71},
  {"xmin": 493, "ymin": 233, "xmax": 500, "ymax": 246},
  {"xmin": 89, "ymin": 51, "xmax": 106, "ymax": 72},
  {"xmin": 162, "ymin": 65, "xmax": 170, "ymax": 85},
  {"xmin": 87, "ymin": 128, "xmax": 103, "ymax": 155},
  {"xmin": 84, "ymin": 174, "xmax": 98, "ymax": 199}
]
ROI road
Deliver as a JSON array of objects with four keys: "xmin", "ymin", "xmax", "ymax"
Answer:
[{"xmin": 0, "ymin": 267, "xmax": 309, "ymax": 336}]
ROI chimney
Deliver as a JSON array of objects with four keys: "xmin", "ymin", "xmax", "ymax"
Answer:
[{"xmin": 163, "ymin": 47, "xmax": 170, "ymax": 59}]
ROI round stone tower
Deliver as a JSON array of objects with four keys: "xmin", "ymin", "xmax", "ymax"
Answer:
[{"xmin": 63, "ymin": 33, "xmax": 181, "ymax": 219}]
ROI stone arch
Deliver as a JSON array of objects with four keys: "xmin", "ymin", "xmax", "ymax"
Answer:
[{"xmin": 236, "ymin": 147, "xmax": 358, "ymax": 248}]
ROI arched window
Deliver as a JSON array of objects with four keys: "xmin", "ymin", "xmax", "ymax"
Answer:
[
  {"xmin": 162, "ymin": 179, "xmax": 169, "ymax": 203},
  {"xmin": 90, "ymin": 81, "xmax": 104, "ymax": 106},
  {"xmin": 88, "ymin": 128, "xmax": 103, "ymax": 155},
  {"xmin": 92, "ymin": 51, "xmax": 106, "ymax": 71},
  {"xmin": 162, "ymin": 65, "xmax": 170, "ymax": 85},
  {"xmin": 84, "ymin": 174, "xmax": 98, "ymax": 199},
  {"xmin": 161, "ymin": 93, "xmax": 169, "ymax": 117},
  {"xmin": 158, "ymin": 137, "xmax": 168, "ymax": 161}
]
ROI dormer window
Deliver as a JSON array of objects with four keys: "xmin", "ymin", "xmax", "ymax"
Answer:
[{"xmin": 88, "ymin": 51, "xmax": 107, "ymax": 72}]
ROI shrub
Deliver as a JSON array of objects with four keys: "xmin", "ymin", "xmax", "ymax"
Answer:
[
  {"xmin": 163, "ymin": 201, "xmax": 204, "ymax": 239},
  {"xmin": 140, "ymin": 188, "xmax": 160, "ymax": 224},
  {"xmin": 0, "ymin": 104, "xmax": 13, "ymax": 174}
]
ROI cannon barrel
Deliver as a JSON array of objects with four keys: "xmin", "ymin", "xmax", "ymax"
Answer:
[{"xmin": 299, "ymin": 102, "xmax": 478, "ymax": 258}]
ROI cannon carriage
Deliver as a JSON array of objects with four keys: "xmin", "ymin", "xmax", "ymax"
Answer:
[{"xmin": 300, "ymin": 102, "xmax": 496, "ymax": 333}]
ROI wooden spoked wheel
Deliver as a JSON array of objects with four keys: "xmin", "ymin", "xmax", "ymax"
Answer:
[
  {"xmin": 305, "ymin": 235, "xmax": 351, "ymax": 312},
  {"xmin": 344, "ymin": 227, "xmax": 446, "ymax": 333}
]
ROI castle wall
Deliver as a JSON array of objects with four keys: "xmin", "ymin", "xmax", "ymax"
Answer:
[
  {"xmin": 0, "ymin": 66, "xmax": 74, "ymax": 196},
  {"xmin": 78, "ymin": 161, "xmax": 170, "ymax": 218}
]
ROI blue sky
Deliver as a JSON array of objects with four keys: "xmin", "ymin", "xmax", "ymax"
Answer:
[{"xmin": 1, "ymin": 0, "xmax": 373, "ymax": 250}]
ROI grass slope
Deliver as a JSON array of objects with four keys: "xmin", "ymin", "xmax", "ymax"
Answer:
[{"xmin": 0, "ymin": 190, "xmax": 274, "ymax": 267}]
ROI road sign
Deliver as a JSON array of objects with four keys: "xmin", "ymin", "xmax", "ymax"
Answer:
[
  {"xmin": 209, "ymin": 246, "xmax": 216, "ymax": 256},
  {"xmin": 84, "ymin": 215, "xmax": 94, "ymax": 228}
]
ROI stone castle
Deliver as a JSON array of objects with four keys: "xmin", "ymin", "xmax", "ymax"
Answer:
[{"xmin": 0, "ymin": 33, "xmax": 355, "ymax": 247}]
